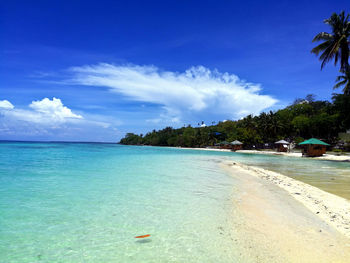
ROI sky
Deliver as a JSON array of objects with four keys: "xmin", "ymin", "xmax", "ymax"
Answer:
[{"xmin": 0, "ymin": 0, "xmax": 349, "ymax": 142}]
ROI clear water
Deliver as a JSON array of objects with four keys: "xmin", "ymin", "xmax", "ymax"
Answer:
[
  {"xmin": 0, "ymin": 143, "xmax": 349, "ymax": 262},
  {"xmin": 0, "ymin": 143, "xmax": 239, "ymax": 262}
]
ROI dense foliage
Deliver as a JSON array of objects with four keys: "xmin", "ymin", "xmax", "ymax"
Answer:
[{"xmin": 120, "ymin": 94, "xmax": 350, "ymax": 147}]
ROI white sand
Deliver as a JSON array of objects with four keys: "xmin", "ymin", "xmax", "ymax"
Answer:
[
  {"xmin": 223, "ymin": 162, "xmax": 350, "ymax": 262},
  {"xmin": 229, "ymin": 162, "xmax": 350, "ymax": 238},
  {"xmin": 180, "ymin": 147, "xmax": 350, "ymax": 162}
]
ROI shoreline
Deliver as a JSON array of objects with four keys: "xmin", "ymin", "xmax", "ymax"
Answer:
[
  {"xmin": 176, "ymin": 146, "xmax": 350, "ymax": 162},
  {"xmin": 223, "ymin": 161, "xmax": 350, "ymax": 262},
  {"xmin": 236, "ymin": 149, "xmax": 350, "ymax": 162},
  {"xmin": 226, "ymin": 161, "xmax": 350, "ymax": 238}
]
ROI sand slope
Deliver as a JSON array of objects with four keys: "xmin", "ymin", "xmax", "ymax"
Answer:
[{"xmin": 223, "ymin": 162, "xmax": 350, "ymax": 262}]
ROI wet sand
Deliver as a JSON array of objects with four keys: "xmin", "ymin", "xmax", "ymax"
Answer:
[{"xmin": 223, "ymin": 162, "xmax": 350, "ymax": 262}]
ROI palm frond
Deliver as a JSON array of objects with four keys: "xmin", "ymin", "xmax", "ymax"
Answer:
[
  {"xmin": 312, "ymin": 11, "xmax": 350, "ymax": 70},
  {"xmin": 312, "ymin": 32, "xmax": 333, "ymax": 42},
  {"xmin": 311, "ymin": 41, "xmax": 332, "ymax": 55},
  {"xmin": 334, "ymin": 80, "xmax": 347, "ymax": 89},
  {"xmin": 319, "ymin": 45, "xmax": 337, "ymax": 69},
  {"xmin": 335, "ymin": 75, "xmax": 345, "ymax": 82}
]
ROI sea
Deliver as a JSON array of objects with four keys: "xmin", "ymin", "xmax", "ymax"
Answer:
[{"xmin": 0, "ymin": 142, "xmax": 349, "ymax": 262}]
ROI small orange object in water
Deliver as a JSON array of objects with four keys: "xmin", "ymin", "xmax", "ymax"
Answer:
[{"xmin": 135, "ymin": 234, "xmax": 151, "ymax": 238}]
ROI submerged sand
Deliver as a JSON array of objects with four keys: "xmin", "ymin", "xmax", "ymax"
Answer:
[{"xmin": 224, "ymin": 162, "xmax": 350, "ymax": 262}]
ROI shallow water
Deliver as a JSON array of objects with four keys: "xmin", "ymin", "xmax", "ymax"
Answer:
[
  {"xmin": 166, "ymin": 147, "xmax": 350, "ymax": 200},
  {"xmin": 0, "ymin": 143, "xmax": 349, "ymax": 262},
  {"xmin": 0, "ymin": 143, "xmax": 239, "ymax": 262}
]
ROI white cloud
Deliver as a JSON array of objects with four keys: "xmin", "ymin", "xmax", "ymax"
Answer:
[
  {"xmin": 29, "ymin": 97, "xmax": 83, "ymax": 121},
  {"xmin": 0, "ymin": 98, "xmax": 121, "ymax": 141},
  {"xmin": 0, "ymin": 97, "xmax": 117, "ymax": 140},
  {"xmin": 69, "ymin": 63, "xmax": 277, "ymax": 121},
  {"xmin": 0, "ymin": 98, "xmax": 82, "ymax": 124},
  {"xmin": 0, "ymin": 100, "xmax": 14, "ymax": 110}
]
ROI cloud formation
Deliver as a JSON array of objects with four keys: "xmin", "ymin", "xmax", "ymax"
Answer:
[
  {"xmin": 29, "ymin": 97, "xmax": 83, "ymax": 121},
  {"xmin": 69, "ymin": 63, "xmax": 277, "ymax": 122},
  {"xmin": 0, "ymin": 97, "xmax": 122, "ymax": 141},
  {"xmin": 0, "ymin": 97, "xmax": 82, "ymax": 125},
  {"xmin": 0, "ymin": 100, "xmax": 14, "ymax": 110},
  {"xmin": 0, "ymin": 97, "xmax": 109, "ymax": 140}
]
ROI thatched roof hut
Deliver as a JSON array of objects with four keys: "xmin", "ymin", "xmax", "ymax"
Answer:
[
  {"xmin": 299, "ymin": 138, "xmax": 329, "ymax": 157},
  {"xmin": 231, "ymin": 140, "xmax": 243, "ymax": 145},
  {"xmin": 219, "ymin": 141, "xmax": 231, "ymax": 149},
  {"xmin": 231, "ymin": 140, "xmax": 243, "ymax": 151},
  {"xmin": 275, "ymin": 140, "xmax": 290, "ymax": 152}
]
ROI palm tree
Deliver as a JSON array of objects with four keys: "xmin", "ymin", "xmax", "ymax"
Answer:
[
  {"xmin": 334, "ymin": 69, "xmax": 350, "ymax": 95},
  {"xmin": 311, "ymin": 11, "xmax": 350, "ymax": 71},
  {"xmin": 241, "ymin": 115, "xmax": 257, "ymax": 130}
]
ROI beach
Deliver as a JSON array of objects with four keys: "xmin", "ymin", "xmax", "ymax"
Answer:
[
  {"xmin": 180, "ymin": 146, "xmax": 350, "ymax": 162},
  {"xmin": 224, "ymin": 162, "xmax": 350, "ymax": 262},
  {"xmin": 3, "ymin": 1, "xmax": 350, "ymax": 262},
  {"xmin": 179, "ymin": 145, "xmax": 350, "ymax": 260}
]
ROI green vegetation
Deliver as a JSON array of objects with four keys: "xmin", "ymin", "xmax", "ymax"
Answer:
[
  {"xmin": 334, "ymin": 69, "xmax": 350, "ymax": 95},
  {"xmin": 311, "ymin": 11, "xmax": 350, "ymax": 71},
  {"xmin": 120, "ymin": 11, "xmax": 350, "ymax": 148},
  {"xmin": 120, "ymin": 94, "xmax": 350, "ymax": 147},
  {"xmin": 311, "ymin": 11, "xmax": 350, "ymax": 95}
]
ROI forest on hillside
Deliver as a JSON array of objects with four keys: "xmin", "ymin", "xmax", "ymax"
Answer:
[{"xmin": 120, "ymin": 94, "xmax": 350, "ymax": 149}]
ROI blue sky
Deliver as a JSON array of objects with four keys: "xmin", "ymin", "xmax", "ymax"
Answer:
[{"xmin": 0, "ymin": 0, "xmax": 349, "ymax": 142}]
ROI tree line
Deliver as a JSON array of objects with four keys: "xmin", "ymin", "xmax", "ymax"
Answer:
[{"xmin": 120, "ymin": 93, "xmax": 350, "ymax": 147}]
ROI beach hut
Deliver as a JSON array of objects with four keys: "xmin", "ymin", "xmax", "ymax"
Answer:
[
  {"xmin": 231, "ymin": 140, "xmax": 243, "ymax": 151},
  {"xmin": 219, "ymin": 141, "xmax": 231, "ymax": 149},
  {"xmin": 299, "ymin": 138, "xmax": 330, "ymax": 157},
  {"xmin": 275, "ymin": 140, "xmax": 290, "ymax": 152}
]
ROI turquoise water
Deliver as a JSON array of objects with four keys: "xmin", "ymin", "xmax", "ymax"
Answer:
[
  {"xmin": 0, "ymin": 143, "xmax": 240, "ymax": 262},
  {"xmin": 0, "ymin": 143, "xmax": 349, "ymax": 262}
]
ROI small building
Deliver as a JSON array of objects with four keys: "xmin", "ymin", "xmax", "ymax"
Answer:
[
  {"xmin": 299, "ymin": 138, "xmax": 330, "ymax": 157},
  {"xmin": 231, "ymin": 140, "xmax": 243, "ymax": 151},
  {"xmin": 275, "ymin": 140, "xmax": 290, "ymax": 152},
  {"xmin": 219, "ymin": 141, "xmax": 231, "ymax": 149}
]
